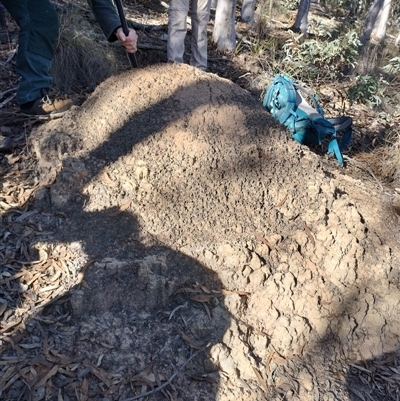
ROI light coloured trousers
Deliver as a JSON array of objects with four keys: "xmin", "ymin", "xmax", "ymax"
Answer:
[{"xmin": 167, "ymin": 0, "xmax": 211, "ymax": 70}]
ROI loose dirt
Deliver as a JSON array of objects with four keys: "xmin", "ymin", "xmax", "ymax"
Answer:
[{"xmin": 18, "ymin": 63, "xmax": 400, "ymax": 400}]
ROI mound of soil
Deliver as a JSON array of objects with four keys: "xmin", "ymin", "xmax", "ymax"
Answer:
[{"xmin": 29, "ymin": 63, "xmax": 400, "ymax": 401}]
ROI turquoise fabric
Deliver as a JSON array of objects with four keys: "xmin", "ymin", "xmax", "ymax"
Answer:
[{"xmin": 263, "ymin": 74, "xmax": 352, "ymax": 166}]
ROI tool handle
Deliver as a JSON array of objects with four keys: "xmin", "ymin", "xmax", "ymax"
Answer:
[{"xmin": 115, "ymin": 0, "xmax": 138, "ymax": 68}]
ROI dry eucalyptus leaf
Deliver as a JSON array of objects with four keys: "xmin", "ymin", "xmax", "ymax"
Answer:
[
  {"xmin": 176, "ymin": 328, "xmax": 203, "ymax": 349},
  {"xmin": 34, "ymin": 364, "xmax": 59, "ymax": 388},
  {"xmin": 252, "ymin": 366, "xmax": 268, "ymax": 392},
  {"xmin": 190, "ymin": 294, "xmax": 215, "ymax": 303},
  {"xmin": 0, "ymin": 302, "xmax": 7, "ymax": 317}
]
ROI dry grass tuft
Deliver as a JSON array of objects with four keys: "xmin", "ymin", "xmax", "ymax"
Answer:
[
  {"xmin": 52, "ymin": 35, "xmax": 120, "ymax": 93},
  {"xmin": 356, "ymin": 133, "xmax": 400, "ymax": 184},
  {"xmin": 376, "ymin": 135, "xmax": 400, "ymax": 183},
  {"xmin": 51, "ymin": 3, "xmax": 121, "ymax": 93}
]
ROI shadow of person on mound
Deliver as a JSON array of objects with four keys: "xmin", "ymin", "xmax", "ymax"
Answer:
[
  {"xmin": 10, "ymin": 67, "xmax": 272, "ymax": 401},
  {"xmin": 0, "ymin": 204, "xmax": 231, "ymax": 401}
]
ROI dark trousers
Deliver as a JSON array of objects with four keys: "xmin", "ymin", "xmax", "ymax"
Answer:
[{"xmin": 1, "ymin": 0, "xmax": 59, "ymax": 104}]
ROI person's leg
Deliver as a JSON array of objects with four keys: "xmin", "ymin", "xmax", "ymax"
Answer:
[
  {"xmin": 1, "ymin": 0, "xmax": 58, "ymax": 105},
  {"xmin": 167, "ymin": 0, "xmax": 189, "ymax": 64},
  {"xmin": 292, "ymin": 0, "xmax": 311, "ymax": 34},
  {"xmin": 190, "ymin": 0, "xmax": 211, "ymax": 70}
]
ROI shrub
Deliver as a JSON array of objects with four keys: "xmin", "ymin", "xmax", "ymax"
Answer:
[
  {"xmin": 280, "ymin": 0, "xmax": 299, "ymax": 11},
  {"xmin": 382, "ymin": 57, "xmax": 400, "ymax": 74},
  {"xmin": 281, "ymin": 29, "xmax": 360, "ymax": 81},
  {"xmin": 347, "ymin": 74, "xmax": 387, "ymax": 108}
]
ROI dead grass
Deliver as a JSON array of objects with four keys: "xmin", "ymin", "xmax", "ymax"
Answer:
[
  {"xmin": 53, "ymin": 35, "xmax": 120, "ymax": 93},
  {"xmin": 374, "ymin": 136, "xmax": 400, "ymax": 183},
  {"xmin": 51, "ymin": 2, "xmax": 121, "ymax": 93}
]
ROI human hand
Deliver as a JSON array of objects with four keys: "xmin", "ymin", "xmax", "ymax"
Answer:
[{"xmin": 115, "ymin": 27, "xmax": 138, "ymax": 53}]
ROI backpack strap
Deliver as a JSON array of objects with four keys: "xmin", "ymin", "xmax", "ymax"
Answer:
[
  {"xmin": 323, "ymin": 117, "xmax": 352, "ymax": 166},
  {"xmin": 310, "ymin": 118, "xmax": 344, "ymax": 165},
  {"xmin": 327, "ymin": 116, "xmax": 352, "ymax": 150},
  {"xmin": 296, "ymin": 92, "xmax": 352, "ymax": 166},
  {"xmin": 327, "ymin": 116, "xmax": 352, "ymax": 131},
  {"xmin": 327, "ymin": 137, "xmax": 344, "ymax": 166}
]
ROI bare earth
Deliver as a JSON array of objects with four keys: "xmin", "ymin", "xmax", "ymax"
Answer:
[{"xmin": 7, "ymin": 62, "xmax": 396, "ymax": 401}]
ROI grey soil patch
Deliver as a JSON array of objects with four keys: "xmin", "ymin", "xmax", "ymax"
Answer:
[{"xmin": 22, "ymin": 63, "xmax": 400, "ymax": 400}]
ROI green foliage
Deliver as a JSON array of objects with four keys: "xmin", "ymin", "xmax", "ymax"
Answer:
[
  {"xmin": 347, "ymin": 74, "xmax": 386, "ymax": 108},
  {"xmin": 322, "ymin": 0, "xmax": 346, "ymax": 12},
  {"xmin": 281, "ymin": 30, "xmax": 360, "ymax": 80},
  {"xmin": 248, "ymin": 38, "xmax": 270, "ymax": 57},
  {"xmin": 280, "ymin": 0, "xmax": 299, "ymax": 11},
  {"xmin": 382, "ymin": 57, "xmax": 400, "ymax": 74},
  {"xmin": 234, "ymin": 39, "xmax": 246, "ymax": 56},
  {"xmin": 321, "ymin": 0, "xmax": 367, "ymax": 17},
  {"xmin": 307, "ymin": 17, "xmax": 336, "ymax": 38},
  {"xmin": 391, "ymin": 1, "xmax": 400, "ymax": 18}
]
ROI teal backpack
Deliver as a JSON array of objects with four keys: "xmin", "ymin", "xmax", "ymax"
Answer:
[{"xmin": 263, "ymin": 74, "xmax": 352, "ymax": 165}]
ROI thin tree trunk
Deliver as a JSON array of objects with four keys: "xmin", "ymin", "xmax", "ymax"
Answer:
[
  {"xmin": 360, "ymin": 0, "xmax": 383, "ymax": 45},
  {"xmin": 358, "ymin": 0, "xmax": 391, "ymax": 73},
  {"xmin": 213, "ymin": 0, "xmax": 237, "ymax": 51},
  {"xmin": 371, "ymin": 0, "xmax": 391, "ymax": 43}
]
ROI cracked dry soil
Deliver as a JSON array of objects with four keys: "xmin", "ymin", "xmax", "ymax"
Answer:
[{"xmin": 29, "ymin": 63, "xmax": 400, "ymax": 401}]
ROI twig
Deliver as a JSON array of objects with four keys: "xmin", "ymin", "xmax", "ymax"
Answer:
[
  {"xmin": 120, "ymin": 346, "xmax": 208, "ymax": 401},
  {"xmin": 237, "ymin": 72, "xmax": 251, "ymax": 79},
  {"xmin": 0, "ymin": 86, "xmax": 18, "ymax": 100},
  {"xmin": 168, "ymin": 301, "xmax": 188, "ymax": 321},
  {"xmin": 4, "ymin": 48, "xmax": 17, "ymax": 66},
  {"xmin": 0, "ymin": 93, "xmax": 16, "ymax": 109}
]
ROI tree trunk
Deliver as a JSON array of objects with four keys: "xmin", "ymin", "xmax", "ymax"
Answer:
[
  {"xmin": 213, "ymin": 0, "xmax": 237, "ymax": 51},
  {"xmin": 241, "ymin": 0, "xmax": 256, "ymax": 23},
  {"xmin": 360, "ymin": 0, "xmax": 391, "ymax": 46},
  {"xmin": 371, "ymin": 0, "xmax": 391, "ymax": 43},
  {"xmin": 293, "ymin": 0, "xmax": 311, "ymax": 34},
  {"xmin": 358, "ymin": 0, "xmax": 392, "ymax": 73}
]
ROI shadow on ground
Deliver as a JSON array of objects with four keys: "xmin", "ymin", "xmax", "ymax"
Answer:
[{"xmin": 1, "ymin": 63, "xmax": 400, "ymax": 401}]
